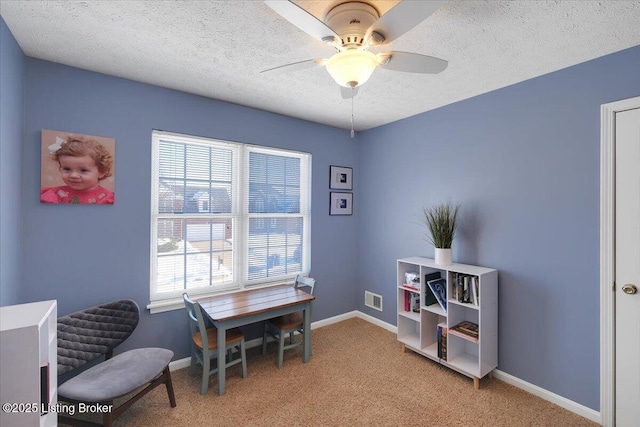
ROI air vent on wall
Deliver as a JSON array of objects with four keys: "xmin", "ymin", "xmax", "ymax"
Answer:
[{"xmin": 365, "ymin": 291, "xmax": 382, "ymax": 311}]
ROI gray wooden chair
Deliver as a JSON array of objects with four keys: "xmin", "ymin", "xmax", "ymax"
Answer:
[
  {"xmin": 262, "ymin": 275, "xmax": 316, "ymax": 368},
  {"xmin": 57, "ymin": 299, "xmax": 176, "ymax": 427},
  {"xmin": 182, "ymin": 292, "xmax": 247, "ymax": 395}
]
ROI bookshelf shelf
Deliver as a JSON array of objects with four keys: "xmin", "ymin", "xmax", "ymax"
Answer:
[
  {"xmin": 421, "ymin": 342, "xmax": 439, "ymax": 358},
  {"xmin": 398, "ymin": 310, "xmax": 420, "ymax": 322},
  {"xmin": 422, "ymin": 304, "xmax": 445, "ymax": 316},
  {"xmin": 398, "ymin": 333, "xmax": 420, "ymax": 349},
  {"xmin": 1, "ymin": 300, "xmax": 58, "ymax": 427},
  {"xmin": 397, "ymin": 257, "xmax": 498, "ymax": 390},
  {"xmin": 447, "ymin": 353, "xmax": 479, "ymax": 377},
  {"xmin": 448, "ymin": 299, "xmax": 480, "ymax": 311}
]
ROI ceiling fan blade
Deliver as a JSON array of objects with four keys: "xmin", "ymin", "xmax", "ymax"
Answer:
[
  {"xmin": 261, "ymin": 58, "xmax": 326, "ymax": 75},
  {"xmin": 366, "ymin": 0, "xmax": 447, "ymax": 45},
  {"xmin": 340, "ymin": 86, "xmax": 359, "ymax": 99},
  {"xmin": 265, "ymin": 0, "xmax": 339, "ymax": 43},
  {"xmin": 377, "ymin": 51, "xmax": 448, "ymax": 74}
]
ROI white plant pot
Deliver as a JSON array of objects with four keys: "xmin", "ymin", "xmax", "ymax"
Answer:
[{"xmin": 435, "ymin": 248, "xmax": 452, "ymax": 266}]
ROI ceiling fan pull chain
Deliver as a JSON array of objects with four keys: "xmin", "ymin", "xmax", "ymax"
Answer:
[{"xmin": 350, "ymin": 88, "xmax": 355, "ymax": 138}]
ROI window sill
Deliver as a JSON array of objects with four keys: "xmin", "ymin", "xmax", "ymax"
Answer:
[{"xmin": 146, "ymin": 280, "xmax": 296, "ymax": 314}]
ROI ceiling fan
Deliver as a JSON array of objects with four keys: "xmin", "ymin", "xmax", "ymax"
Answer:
[{"xmin": 262, "ymin": 0, "xmax": 449, "ymax": 99}]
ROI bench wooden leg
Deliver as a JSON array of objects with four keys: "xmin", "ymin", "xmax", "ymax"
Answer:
[
  {"xmin": 473, "ymin": 377, "xmax": 479, "ymax": 390},
  {"xmin": 103, "ymin": 404, "xmax": 114, "ymax": 427},
  {"xmin": 164, "ymin": 366, "xmax": 177, "ymax": 407}
]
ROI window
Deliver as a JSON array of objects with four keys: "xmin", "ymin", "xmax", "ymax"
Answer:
[{"xmin": 150, "ymin": 131, "xmax": 311, "ymax": 307}]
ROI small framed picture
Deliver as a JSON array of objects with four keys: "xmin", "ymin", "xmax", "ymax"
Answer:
[
  {"xmin": 329, "ymin": 165, "xmax": 352, "ymax": 190},
  {"xmin": 330, "ymin": 192, "xmax": 353, "ymax": 215}
]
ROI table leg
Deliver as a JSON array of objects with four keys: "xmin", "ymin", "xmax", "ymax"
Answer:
[
  {"xmin": 217, "ymin": 324, "xmax": 226, "ymax": 396},
  {"xmin": 302, "ymin": 301, "xmax": 311, "ymax": 363}
]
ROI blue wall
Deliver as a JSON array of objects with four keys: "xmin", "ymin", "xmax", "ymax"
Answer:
[
  {"xmin": 0, "ymin": 17, "xmax": 25, "ymax": 306},
  {"xmin": 356, "ymin": 45, "xmax": 640, "ymax": 411},
  {"xmin": 17, "ymin": 58, "xmax": 359, "ymax": 354}
]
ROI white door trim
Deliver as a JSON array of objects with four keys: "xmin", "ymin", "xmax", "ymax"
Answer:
[{"xmin": 600, "ymin": 95, "xmax": 640, "ymax": 427}]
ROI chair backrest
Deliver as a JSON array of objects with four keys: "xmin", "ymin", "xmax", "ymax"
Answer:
[
  {"xmin": 183, "ymin": 293, "xmax": 209, "ymax": 349},
  {"xmin": 57, "ymin": 299, "xmax": 139, "ymax": 375},
  {"xmin": 294, "ymin": 275, "xmax": 316, "ymax": 295}
]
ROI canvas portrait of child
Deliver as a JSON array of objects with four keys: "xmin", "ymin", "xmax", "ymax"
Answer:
[{"xmin": 40, "ymin": 129, "xmax": 116, "ymax": 204}]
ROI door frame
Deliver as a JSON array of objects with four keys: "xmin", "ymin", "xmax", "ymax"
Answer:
[{"xmin": 600, "ymin": 95, "xmax": 640, "ymax": 427}]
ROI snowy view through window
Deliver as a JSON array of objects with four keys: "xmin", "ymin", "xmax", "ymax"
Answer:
[{"xmin": 151, "ymin": 132, "xmax": 309, "ymax": 300}]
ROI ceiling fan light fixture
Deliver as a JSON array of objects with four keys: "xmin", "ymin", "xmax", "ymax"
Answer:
[{"xmin": 326, "ymin": 49, "xmax": 377, "ymax": 88}]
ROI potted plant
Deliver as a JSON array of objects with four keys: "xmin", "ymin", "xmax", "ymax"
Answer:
[{"xmin": 420, "ymin": 201, "xmax": 460, "ymax": 265}]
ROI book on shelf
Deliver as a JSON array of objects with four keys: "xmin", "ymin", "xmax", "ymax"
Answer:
[
  {"xmin": 463, "ymin": 276, "xmax": 470, "ymax": 303},
  {"xmin": 40, "ymin": 363, "xmax": 50, "ymax": 414},
  {"xmin": 404, "ymin": 290, "xmax": 420, "ymax": 312},
  {"xmin": 473, "ymin": 276, "xmax": 480, "ymax": 305},
  {"xmin": 410, "ymin": 292, "xmax": 420, "ymax": 313},
  {"xmin": 454, "ymin": 272, "xmax": 464, "ymax": 302},
  {"xmin": 452, "ymin": 275, "xmax": 457, "ymax": 301},
  {"xmin": 449, "ymin": 320, "xmax": 479, "ymax": 342},
  {"xmin": 402, "ymin": 283, "xmax": 420, "ymax": 291},
  {"xmin": 453, "ymin": 273, "xmax": 479, "ymax": 305},
  {"xmin": 423, "ymin": 272, "xmax": 441, "ymax": 306},
  {"xmin": 427, "ymin": 277, "xmax": 447, "ymax": 313},
  {"xmin": 437, "ymin": 322, "xmax": 447, "ymax": 361},
  {"xmin": 471, "ymin": 276, "xmax": 479, "ymax": 305}
]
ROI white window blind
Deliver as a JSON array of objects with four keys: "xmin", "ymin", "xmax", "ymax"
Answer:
[{"xmin": 150, "ymin": 131, "xmax": 310, "ymax": 304}]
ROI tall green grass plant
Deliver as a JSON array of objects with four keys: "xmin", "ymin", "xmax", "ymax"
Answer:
[{"xmin": 420, "ymin": 201, "xmax": 460, "ymax": 248}]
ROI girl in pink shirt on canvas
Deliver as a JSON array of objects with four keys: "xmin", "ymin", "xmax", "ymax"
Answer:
[{"xmin": 40, "ymin": 136, "xmax": 114, "ymax": 204}]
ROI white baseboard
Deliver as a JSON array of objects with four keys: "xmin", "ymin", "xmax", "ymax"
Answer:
[
  {"xmin": 310, "ymin": 310, "xmax": 359, "ymax": 329},
  {"xmin": 169, "ymin": 336, "xmax": 266, "ymax": 371},
  {"xmin": 169, "ymin": 356, "xmax": 191, "ymax": 371},
  {"xmin": 168, "ymin": 310, "xmax": 599, "ymax": 424},
  {"xmin": 492, "ymin": 370, "xmax": 601, "ymax": 424},
  {"xmin": 310, "ymin": 310, "xmax": 398, "ymax": 333}
]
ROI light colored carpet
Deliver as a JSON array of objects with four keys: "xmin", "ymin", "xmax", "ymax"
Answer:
[{"xmin": 61, "ymin": 317, "xmax": 598, "ymax": 426}]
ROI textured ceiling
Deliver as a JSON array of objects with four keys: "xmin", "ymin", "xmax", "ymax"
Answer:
[{"xmin": 1, "ymin": 0, "xmax": 639, "ymax": 131}]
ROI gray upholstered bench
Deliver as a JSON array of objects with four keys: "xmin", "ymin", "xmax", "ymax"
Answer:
[{"xmin": 57, "ymin": 299, "xmax": 176, "ymax": 427}]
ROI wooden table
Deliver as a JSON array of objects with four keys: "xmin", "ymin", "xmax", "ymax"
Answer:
[{"xmin": 198, "ymin": 284, "xmax": 315, "ymax": 395}]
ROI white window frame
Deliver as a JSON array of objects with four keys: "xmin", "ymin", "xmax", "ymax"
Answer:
[{"xmin": 148, "ymin": 130, "xmax": 311, "ymax": 313}]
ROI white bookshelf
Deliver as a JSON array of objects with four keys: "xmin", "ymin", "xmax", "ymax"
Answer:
[
  {"xmin": 0, "ymin": 300, "xmax": 57, "ymax": 427},
  {"xmin": 397, "ymin": 257, "xmax": 498, "ymax": 389}
]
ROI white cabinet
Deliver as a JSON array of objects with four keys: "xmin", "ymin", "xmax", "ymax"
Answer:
[
  {"xmin": 1, "ymin": 300, "xmax": 57, "ymax": 427},
  {"xmin": 397, "ymin": 257, "xmax": 497, "ymax": 389}
]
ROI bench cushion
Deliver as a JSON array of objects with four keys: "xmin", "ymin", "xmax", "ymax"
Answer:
[{"xmin": 58, "ymin": 347, "xmax": 173, "ymax": 402}]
